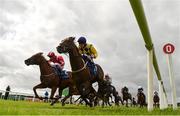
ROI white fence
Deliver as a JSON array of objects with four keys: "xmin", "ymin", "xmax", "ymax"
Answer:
[
  {"xmin": 0, "ymin": 90, "xmax": 42, "ymax": 102},
  {"xmin": 0, "ymin": 90, "xmax": 75, "ymax": 103}
]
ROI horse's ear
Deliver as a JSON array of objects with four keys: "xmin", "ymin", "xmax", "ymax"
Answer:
[
  {"xmin": 39, "ymin": 52, "xmax": 43, "ymax": 56},
  {"xmin": 69, "ymin": 37, "xmax": 75, "ymax": 41}
]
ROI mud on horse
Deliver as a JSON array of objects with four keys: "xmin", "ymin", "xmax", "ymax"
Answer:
[
  {"xmin": 56, "ymin": 37, "xmax": 104, "ymax": 107},
  {"xmin": 24, "ymin": 52, "xmax": 78, "ymax": 106}
]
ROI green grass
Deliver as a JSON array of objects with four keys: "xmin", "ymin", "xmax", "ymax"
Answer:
[{"xmin": 0, "ymin": 100, "xmax": 180, "ymax": 115}]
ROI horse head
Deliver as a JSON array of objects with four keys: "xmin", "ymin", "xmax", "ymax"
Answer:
[
  {"xmin": 24, "ymin": 52, "xmax": 44, "ymax": 66},
  {"xmin": 56, "ymin": 37, "xmax": 76, "ymax": 54}
]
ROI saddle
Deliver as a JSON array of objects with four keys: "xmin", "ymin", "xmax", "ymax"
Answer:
[
  {"xmin": 52, "ymin": 65, "xmax": 69, "ymax": 80},
  {"xmin": 82, "ymin": 54, "xmax": 97, "ymax": 77}
]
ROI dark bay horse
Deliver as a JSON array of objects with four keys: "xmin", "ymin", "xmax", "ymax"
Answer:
[
  {"xmin": 24, "ymin": 52, "xmax": 78, "ymax": 105},
  {"xmin": 56, "ymin": 37, "xmax": 104, "ymax": 107},
  {"xmin": 121, "ymin": 87, "xmax": 132, "ymax": 107},
  {"xmin": 94, "ymin": 80, "xmax": 119, "ymax": 107},
  {"xmin": 114, "ymin": 91, "xmax": 124, "ymax": 106},
  {"xmin": 153, "ymin": 92, "xmax": 160, "ymax": 108},
  {"xmin": 137, "ymin": 91, "xmax": 146, "ymax": 107}
]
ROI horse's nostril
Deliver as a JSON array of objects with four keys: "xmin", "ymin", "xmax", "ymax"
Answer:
[
  {"xmin": 24, "ymin": 60, "xmax": 30, "ymax": 65},
  {"xmin": 57, "ymin": 46, "xmax": 62, "ymax": 53}
]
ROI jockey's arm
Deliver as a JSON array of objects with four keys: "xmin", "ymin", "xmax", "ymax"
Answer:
[
  {"xmin": 48, "ymin": 60, "xmax": 55, "ymax": 66},
  {"xmin": 60, "ymin": 61, "xmax": 65, "ymax": 67},
  {"xmin": 78, "ymin": 46, "xmax": 83, "ymax": 54},
  {"xmin": 57, "ymin": 56, "xmax": 65, "ymax": 67},
  {"xmin": 90, "ymin": 45, "xmax": 98, "ymax": 58}
]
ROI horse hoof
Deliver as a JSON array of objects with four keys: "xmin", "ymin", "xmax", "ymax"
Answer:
[
  {"xmin": 39, "ymin": 97, "xmax": 43, "ymax": 100},
  {"xmin": 50, "ymin": 101, "xmax": 54, "ymax": 106},
  {"xmin": 89, "ymin": 104, "xmax": 93, "ymax": 107}
]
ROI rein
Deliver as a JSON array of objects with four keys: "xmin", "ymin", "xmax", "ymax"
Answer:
[
  {"xmin": 72, "ymin": 61, "xmax": 88, "ymax": 73},
  {"xmin": 41, "ymin": 73, "xmax": 55, "ymax": 77},
  {"xmin": 60, "ymin": 41, "xmax": 88, "ymax": 73}
]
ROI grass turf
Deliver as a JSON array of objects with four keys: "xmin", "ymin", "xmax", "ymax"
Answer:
[{"xmin": 0, "ymin": 100, "xmax": 179, "ymax": 115}]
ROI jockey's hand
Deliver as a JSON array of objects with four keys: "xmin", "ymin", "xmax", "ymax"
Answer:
[
  {"xmin": 82, "ymin": 54, "xmax": 92, "ymax": 61},
  {"xmin": 82, "ymin": 54, "xmax": 88, "ymax": 57},
  {"xmin": 49, "ymin": 61, "xmax": 54, "ymax": 66},
  {"xmin": 86, "ymin": 55, "xmax": 94, "ymax": 61},
  {"xmin": 90, "ymin": 54, "xmax": 95, "ymax": 59}
]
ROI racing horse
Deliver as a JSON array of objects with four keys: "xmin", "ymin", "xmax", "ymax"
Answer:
[
  {"xmin": 24, "ymin": 52, "xmax": 78, "ymax": 105},
  {"xmin": 153, "ymin": 91, "xmax": 160, "ymax": 107},
  {"xmin": 121, "ymin": 86, "xmax": 132, "ymax": 107},
  {"xmin": 56, "ymin": 37, "xmax": 104, "ymax": 107},
  {"xmin": 94, "ymin": 80, "xmax": 119, "ymax": 107},
  {"xmin": 137, "ymin": 90, "xmax": 146, "ymax": 107}
]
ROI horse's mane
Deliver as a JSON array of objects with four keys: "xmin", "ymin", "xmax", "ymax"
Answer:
[
  {"xmin": 68, "ymin": 38, "xmax": 82, "ymax": 57},
  {"xmin": 39, "ymin": 54, "xmax": 51, "ymax": 67}
]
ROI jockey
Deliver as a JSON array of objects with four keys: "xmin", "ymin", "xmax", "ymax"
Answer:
[
  {"xmin": 138, "ymin": 86, "xmax": 143, "ymax": 92},
  {"xmin": 77, "ymin": 36, "xmax": 98, "ymax": 76},
  {"xmin": 47, "ymin": 51, "xmax": 65, "ymax": 72},
  {"xmin": 104, "ymin": 74, "xmax": 112, "ymax": 85},
  {"xmin": 154, "ymin": 91, "xmax": 158, "ymax": 95},
  {"xmin": 77, "ymin": 36, "xmax": 98, "ymax": 62},
  {"xmin": 123, "ymin": 86, "xmax": 129, "ymax": 92}
]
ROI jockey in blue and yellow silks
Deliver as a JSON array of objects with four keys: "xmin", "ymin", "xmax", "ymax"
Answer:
[
  {"xmin": 78, "ymin": 37, "xmax": 98, "ymax": 59},
  {"xmin": 77, "ymin": 36, "xmax": 98, "ymax": 76}
]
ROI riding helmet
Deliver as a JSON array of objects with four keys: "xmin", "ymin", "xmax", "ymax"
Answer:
[{"xmin": 77, "ymin": 37, "xmax": 86, "ymax": 44}]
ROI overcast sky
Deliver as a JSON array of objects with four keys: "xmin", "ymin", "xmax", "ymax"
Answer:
[{"xmin": 0, "ymin": 0, "xmax": 180, "ymax": 102}]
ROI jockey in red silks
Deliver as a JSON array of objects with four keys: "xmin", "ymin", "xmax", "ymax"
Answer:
[{"xmin": 47, "ymin": 52, "xmax": 65, "ymax": 71}]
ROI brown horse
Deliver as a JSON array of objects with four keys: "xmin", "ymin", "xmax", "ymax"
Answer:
[
  {"xmin": 137, "ymin": 91, "xmax": 146, "ymax": 107},
  {"xmin": 24, "ymin": 52, "xmax": 78, "ymax": 105},
  {"xmin": 153, "ymin": 92, "xmax": 160, "ymax": 108},
  {"xmin": 121, "ymin": 86, "xmax": 132, "ymax": 107},
  {"xmin": 56, "ymin": 37, "xmax": 104, "ymax": 107}
]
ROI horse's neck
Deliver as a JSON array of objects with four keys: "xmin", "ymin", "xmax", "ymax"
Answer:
[
  {"xmin": 39, "ymin": 57, "xmax": 53, "ymax": 75},
  {"xmin": 69, "ymin": 44, "xmax": 84, "ymax": 71},
  {"xmin": 155, "ymin": 95, "xmax": 158, "ymax": 97},
  {"xmin": 138, "ymin": 92, "xmax": 143, "ymax": 96}
]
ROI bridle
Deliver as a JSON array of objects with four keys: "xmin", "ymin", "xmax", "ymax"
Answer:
[
  {"xmin": 59, "ymin": 41, "xmax": 89, "ymax": 74},
  {"xmin": 72, "ymin": 61, "xmax": 88, "ymax": 73},
  {"xmin": 41, "ymin": 73, "xmax": 55, "ymax": 77}
]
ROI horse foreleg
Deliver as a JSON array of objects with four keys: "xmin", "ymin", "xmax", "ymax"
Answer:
[
  {"xmin": 126, "ymin": 100, "xmax": 128, "ymax": 107},
  {"xmin": 120, "ymin": 98, "xmax": 124, "ymax": 105},
  {"xmin": 110, "ymin": 95, "xmax": 114, "ymax": 103},
  {"xmin": 51, "ymin": 88, "xmax": 63, "ymax": 106},
  {"xmin": 94, "ymin": 96, "xmax": 99, "ymax": 106},
  {"xmin": 102, "ymin": 96, "xmax": 105, "ymax": 108},
  {"xmin": 130, "ymin": 99, "xmax": 133, "ymax": 107},
  {"xmin": 50, "ymin": 87, "xmax": 58, "ymax": 99},
  {"xmin": 82, "ymin": 97, "xmax": 92, "ymax": 107},
  {"xmin": 33, "ymin": 83, "xmax": 46, "ymax": 100},
  {"xmin": 50, "ymin": 87, "xmax": 57, "ymax": 106},
  {"xmin": 75, "ymin": 96, "xmax": 81, "ymax": 103},
  {"xmin": 61, "ymin": 94, "xmax": 71, "ymax": 106},
  {"xmin": 108, "ymin": 97, "xmax": 112, "ymax": 106},
  {"xmin": 70, "ymin": 96, "xmax": 73, "ymax": 104}
]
